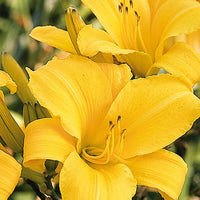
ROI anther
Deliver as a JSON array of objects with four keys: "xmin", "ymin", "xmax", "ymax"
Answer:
[
  {"xmin": 134, "ymin": 11, "xmax": 140, "ymax": 24},
  {"xmin": 125, "ymin": 6, "xmax": 128, "ymax": 13},
  {"xmin": 120, "ymin": 2, "xmax": 123, "ymax": 7},
  {"xmin": 117, "ymin": 115, "xmax": 121, "ymax": 123},
  {"xmin": 118, "ymin": 5, "xmax": 122, "ymax": 13},
  {"xmin": 121, "ymin": 129, "xmax": 126, "ymax": 140},
  {"xmin": 121, "ymin": 129, "xmax": 126, "ymax": 136},
  {"xmin": 109, "ymin": 121, "xmax": 113, "ymax": 127},
  {"xmin": 110, "ymin": 124, "xmax": 115, "ymax": 130},
  {"xmin": 129, "ymin": 0, "xmax": 133, "ymax": 8}
]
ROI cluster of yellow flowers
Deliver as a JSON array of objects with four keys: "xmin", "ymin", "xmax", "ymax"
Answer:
[{"xmin": 1, "ymin": 0, "xmax": 200, "ymax": 199}]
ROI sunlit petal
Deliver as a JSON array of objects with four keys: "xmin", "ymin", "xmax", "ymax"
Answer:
[
  {"xmin": 126, "ymin": 149, "xmax": 187, "ymax": 200},
  {"xmin": 77, "ymin": 25, "xmax": 133, "ymax": 57},
  {"xmin": 0, "ymin": 150, "xmax": 21, "ymax": 199},
  {"xmin": 152, "ymin": 0, "xmax": 200, "ymax": 59},
  {"xmin": 60, "ymin": 151, "xmax": 136, "ymax": 200},
  {"xmin": 98, "ymin": 63, "xmax": 132, "ymax": 99},
  {"xmin": 94, "ymin": 75, "xmax": 200, "ymax": 158},
  {"xmin": 148, "ymin": 42, "xmax": 200, "ymax": 88},
  {"xmin": 30, "ymin": 26, "xmax": 76, "ymax": 54},
  {"xmin": 28, "ymin": 55, "xmax": 112, "ymax": 143},
  {"xmin": 77, "ymin": 25, "xmax": 152, "ymax": 76},
  {"xmin": 121, "ymin": 52, "xmax": 153, "ymax": 77},
  {"xmin": 23, "ymin": 118, "xmax": 76, "ymax": 172},
  {"xmin": 81, "ymin": 0, "xmax": 121, "ymax": 45}
]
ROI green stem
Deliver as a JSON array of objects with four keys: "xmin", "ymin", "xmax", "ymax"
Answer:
[
  {"xmin": 179, "ymin": 140, "xmax": 198, "ymax": 200},
  {"xmin": 45, "ymin": 178, "xmax": 59, "ymax": 200},
  {"xmin": 21, "ymin": 166, "xmax": 46, "ymax": 184},
  {"xmin": 26, "ymin": 179, "xmax": 46, "ymax": 200}
]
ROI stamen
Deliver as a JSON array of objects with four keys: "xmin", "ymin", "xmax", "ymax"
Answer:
[
  {"xmin": 119, "ymin": 129, "xmax": 126, "ymax": 156},
  {"xmin": 81, "ymin": 116, "xmax": 127, "ymax": 165},
  {"xmin": 81, "ymin": 136, "xmax": 110, "ymax": 164},
  {"xmin": 117, "ymin": 0, "xmax": 138, "ymax": 49},
  {"xmin": 134, "ymin": 11, "xmax": 140, "ymax": 24},
  {"xmin": 117, "ymin": 115, "xmax": 121, "ymax": 123},
  {"xmin": 134, "ymin": 11, "xmax": 148, "ymax": 52},
  {"xmin": 129, "ymin": 0, "xmax": 133, "ymax": 8},
  {"xmin": 109, "ymin": 123, "xmax": 115, "ymax": 157},
  {"xmin": 118, "ymin": 5, "xmax": 122, "ymax": 13}
]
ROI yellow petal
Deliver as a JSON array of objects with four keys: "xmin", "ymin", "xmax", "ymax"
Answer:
[
  {"xmin": 152, "ymin": 0, "xmax": 200, "ymax": 59},
  {"xmin": 184, "ymin": 30, "xmax": 200, "ymax": 53},
  {"xmin": 0, "ymin": 70, "xmax": 16, "ymax": 99},
  {"xmin": 98, "ymin": 63, "xmax": 132, "ymax": 99},
  {"xmin": 126, "ymin": 149, "xmax": 187, "ymax": 200},
  {"xmin": 77, "ymin": 25, "xmax": 152, "ymax": 76},
  {"xmin": 60, "ymin": 151, "xmax": 136, "ymax": 200},
  {"xmin": 94, "ymin": 75, "xmax": 200, "ymax": 158},
  {"xmin": 0, "ymin": 150, "xmax": 21, "ymax": 199},
  {"xmin": 77, "ymin": 25, "xmax": 133, "ymax": 57},
  {"xmin": 23, "ymin": 118, "xmax": 76, "ymax": 172},
  {"xmin": 30, "ymin": 26, "xmax": 76, "ymax": 54},
  {"xmin": 148, "ymin": 42, "xmax": 200, "ymax": 88},
  {"xmin": 81, "ymin": 0, "xmax": 121, "ymax": 45},
  {"xmin": 121, "ymin": 52, "xmax": 153, "ymax": 77},
  {"xmin": 28, "ymin": 55, "xmax": 112, "ymax": 143}
]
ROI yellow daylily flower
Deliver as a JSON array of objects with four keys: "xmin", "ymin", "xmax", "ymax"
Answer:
[
  {"xmin": 23, "ymin": 55, "xmax": 200, "ymax": 200},
  {"xmin": 78, "ymin": 0, "xmax": 200, "ymax": 76},
  {"xmin": 29, "ymin": 0, "xmax": 200, "ymax": 77}
]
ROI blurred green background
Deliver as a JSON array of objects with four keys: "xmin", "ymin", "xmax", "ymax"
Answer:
[{"xmin": 0, "ymin": 0, "xmax": 200, "ymax": 199}]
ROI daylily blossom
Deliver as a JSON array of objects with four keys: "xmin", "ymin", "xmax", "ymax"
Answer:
[
  {"xmin": 0, "ymin": 70, "xmax": 21, "ymax": 199},
  {"xmin": 23, "ymin": 55, "xmax": 200, "ymax": 200},
  {"xmin": 79, "ymin": 0, "xmax": 200, "ymax": 76},
  {"xmin": 30, "ymin": 0, "xmax": 200, "ymax": 77}
]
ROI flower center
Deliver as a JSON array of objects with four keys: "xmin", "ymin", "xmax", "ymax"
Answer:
[
  {"xmin": 117, "ymin": 0, "xmax": 147, "ymax": 52},
  {"xmin": 81, "ymin": 116, "xmax": 126, "ymax": 165}
]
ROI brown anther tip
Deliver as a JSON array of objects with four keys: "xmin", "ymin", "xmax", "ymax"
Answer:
[
  {"xmin": 72, "ymin": 8, "xmax": 76, "ymax": 12},
  {"xmin": 125, "ymin": 6, "xmax": 128, "ymax": 13},
  {"xmin": 129, "ymin": 0, "xmax": 133, "ymax": 8},
  {"xmin": 109, "ymin": 121, "xmax": 113, "ymax": 126},
  {"xmin": 65, "ymin": 9, "xmax": 68, "ymax": 14},
  {"xmin": 121, "ymin": 129, "xmax": 126, "ymax": 135},
  {"xmin": 117, "ymin": 115, "xmax": 121, "ymax": 122},
  {"xmin": 111, "ymin": 124, "xmax": 115, "ymax": 130},
  {"xmin": 134, "ymin": 11, "xmax": 140, "ymax": 23},
  {"xmin": 134, "ymin": 11, "xmax": 138, "ymax": 17},
  {"xmin": 120, "ymin": 2, "xmax": 123, "ymax": 7},
  {"xmin": 118, "ymin": 5, "xmax": 122, "ymax": 13}
]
